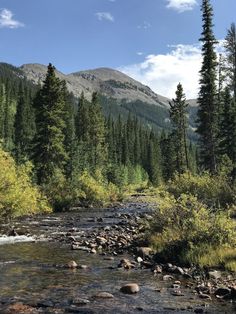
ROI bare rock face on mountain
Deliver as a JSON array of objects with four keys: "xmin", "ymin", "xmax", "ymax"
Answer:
[{"xmin": 20, "ymin": 64, "xmax": 170, "ymax": 108}]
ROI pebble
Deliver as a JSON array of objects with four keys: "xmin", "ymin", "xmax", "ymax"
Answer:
[
  {"xmin": 137, "ymin": 257, "xmax": 143, "ymax": 263},
  {"xmin": 93, "ymin": 292, "xmax": 114, "ymax": 299},
  {"xmin": 66, "ymin": 260, "xmax": 78, "ymax": 268}
]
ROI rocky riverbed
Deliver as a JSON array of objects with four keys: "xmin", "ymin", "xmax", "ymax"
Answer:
[{"xmin": 0, "ymin": 197, "xmax": 235, "ymax": 313}]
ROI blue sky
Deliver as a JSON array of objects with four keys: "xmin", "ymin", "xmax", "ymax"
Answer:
[{"xmin": 1, "ymin": 0, "xmax": 236, "ymax": 98}]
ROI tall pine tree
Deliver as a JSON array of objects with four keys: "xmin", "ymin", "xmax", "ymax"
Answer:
[
  {"xmin": 169, "ymin": 83, "xmax": 189, "ymax": 175},
  {"xmin": 197, "ymin": 0, "xmax": 218, "ymax": 173},
  {"xmin": 33, "ymin": 63, "xmax": 68, "ymax": 184}
]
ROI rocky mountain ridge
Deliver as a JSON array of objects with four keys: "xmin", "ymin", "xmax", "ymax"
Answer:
[{"xmin": 20, "ymin": 63, "xmax": 173, "ymax": 108}]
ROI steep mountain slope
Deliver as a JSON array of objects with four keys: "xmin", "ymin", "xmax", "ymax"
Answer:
[
  {"xmin": 0, "ymin": 62, "xmax": 198, "ymax": 138},
  {"xmin": 20, "ymin": 64, "xmax": 170, "ymax": 108}
]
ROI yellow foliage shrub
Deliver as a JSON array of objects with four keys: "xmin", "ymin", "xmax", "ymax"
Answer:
[
  {"xmin": 149, "ymin": 189, "xmax": 236, "ymax": 265},
  {"xmin": 0, "ymin": 148, "xmax": 51, "ymax": 220}
]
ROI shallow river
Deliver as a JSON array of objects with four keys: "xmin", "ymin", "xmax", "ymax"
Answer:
[{"xmin": 0, "ymin": 203, "xmax": 235, "ymax": 313}]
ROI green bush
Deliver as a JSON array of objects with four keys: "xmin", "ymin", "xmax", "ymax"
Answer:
[
  {"xmin": 166, "ymin": 171, "xmax": 234, "ymax": 208},
  {"xmin": 77, "ymin": 170, "xmax": 120, "ymax": 207},
  {"xmin": 149, "ymin": 191, "xmax": 236, "ymax": 265},
  {"xmin": 42, "ymin": 168, "xmax": 79, "ymax": 211},
  {"xmin": 0, "ymin": 148, "xmax": 51, "ymax": 220}
]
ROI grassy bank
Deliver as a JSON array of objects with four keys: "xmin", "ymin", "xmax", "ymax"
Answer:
[{"xmin": 144, "ymin": 172, "xmax": 236, "ymax": 271}]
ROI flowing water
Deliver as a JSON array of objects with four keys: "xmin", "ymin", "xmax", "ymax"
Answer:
[{"xmin": 0, "ymin": 203, "xmax": 235, "ymax": 313}]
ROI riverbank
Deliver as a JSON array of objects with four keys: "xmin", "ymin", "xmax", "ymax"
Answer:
[{"xmin": 0, "ymin": 196, "xmax": 235, "ymax": 313}]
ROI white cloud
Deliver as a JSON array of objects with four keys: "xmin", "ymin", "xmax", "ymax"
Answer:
[
  {"xmin": 137, "ymin": 21, "xmax": 151, "ymax": 30},
  {"xmin": 166, "ymin": 0, "xmax": 198, "ymax": 13},
  {"xmin": 137, "ymin": 52, "xmax": 144, "ymax": 56},
  {"xmin": 119, "ymin": 44, "xmax": 202, "ymax": 99},
  {"xmin": 95, "ymin": 12, "xmax": 114, "ymax": 22},
  {"xmin": 119, "ymin": 43, "xmax": 224, "ymax": 99},
  {"xmin": 0, "ymin": 8, "xmax": 24, "ymax": 29}
]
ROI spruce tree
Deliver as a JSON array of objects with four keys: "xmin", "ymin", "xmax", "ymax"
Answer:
[
  {"xmin": 14, "ymin": 82, "xmax": 35, "ymax": 162},
  {"xmin": 218, "ymin": 87, "xmax": 236, "ymax": 168},
  {"xmin": 197, "ymin": 0, "xmax": 218, "ymax": 173},
  {"xmin": 224, "ymin": 23, "xmax": 236, "ymax": 99},
  {"xmin": 89, "ymin": 92, "xmax": 107, "ymax": 171},
  {"xmin": 33, "ymin": 63, "xmax": 68, "ymax": 184},
  {"xmin": 169, "ymin": 83, "xmax": 189, "ymax": 174}
]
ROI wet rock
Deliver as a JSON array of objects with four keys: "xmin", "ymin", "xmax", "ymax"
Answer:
[
  {"xmin": 194, "ymin": 308, "xmax": 204, "ymax": 314},
  {"xmin": 87, "ymin": 218, "xmax": 96, "ymax": 222},
  {"xmin": 118, "ymin": 258, "xmax": 135, "ymax": 269},
  {"xmin": 8, "ymin": 229, "xmax": 18, "ymax": 237},
  {"xmin": 96, "ymin": 237, "xmax": 107, "ymax": 245},
  {"xmin": 66, "ymin": 260, "xmax": 78, "ymax": 268},
  {"xmin": 153, "ymin": 265, "xmax": 162, "ymax": 274},
  {"xmin": 163, "ymin": 275, "xmax": 174, "ymax": 281},
  {"xmin": 97, "ymin": 217, "xmax": 103, "ymax": 222},
  {"xmin": 173, "ymin": 266, "xmax": 185, "ymax": 275},
  {"xmin": 171, "ymin": 284, "xmax": 181, "ymax": 289},
  {"xmin": 4, "ymin": 302, "xmax": 38, "ymax": 313},
  {"xmin": 154, "ymin": 288, "xmax": 162, "ymax": 292},
  {"xmin": 215, "ymin": 287, "xmax": 231, "ymax": 297},
  {"xmin": 78, "ymin": 264, "xmax": 89, "ymax": 270},
  {"xmin": 71, "ymin": 246, "xmax": 90, "ymax": 252},
  {"xmin": 120, "ymin": 283, "xmax": 140, "ymax": 294},
  {"xmin": 137, "ymin": 256, "xmax": 143, "ymax": 263},
  {"xmin": 171, "ymin": 290, "xmax": 184, "ymax": 296},
  {"xmin": 93, "ymin": 292, "xmax": 114, "ymax": 299},
  {"xmin": 198, "ymin": 293, "xmax": 212, "ymax": 300},
  {"xmin": 208, "ymin": 270, "xmax": 221, "ymax": 280},
  {"xmin": 90, "ymin": 248, "xmax": 97, "ymax": 254},
  {"xmin": 37, "ymin": 300, "xmax": 54, "ymax": 307},
  {"xmin": 67, "ymin": 236, "xmax": 76, "ymax": 242},
  {"xmin": 141, "ymin": 261, "xmax": 153, "ymax": 268},
  {"xmin": 103, "ymin": 256, "xmax": 114, "ymax": 261},
  {"xmin": 72, "ymin": 298, "xmax": 90, "ymax": 305},
  {"xmin": 136, "ymin": 247, "xmax": 153, "ymax": 257}
]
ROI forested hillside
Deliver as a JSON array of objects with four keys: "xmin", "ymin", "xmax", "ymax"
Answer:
[{"xmin": 0, "ymin": 61, "xmax": 198, "ymax": 216}]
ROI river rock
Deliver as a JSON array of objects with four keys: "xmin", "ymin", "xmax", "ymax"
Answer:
[
  {"xmin": 153, "ymin": 265, "xmax": 162, "ymax": 274},
  {"xmin": 198, "ymin": 293, "xmax": 212, "ymax": 300},
  {"xmin": 137, "ymin": 256, "xmax": 143, "ymax": 263},
  {"xmin": 73, "ymin": 298, "xmax": 90, "ymax": 305},
  {"xmin": 66, "ymin": 260, "xmax": 78, "ymax": 268},
  {"xmin": 120, "ymin": 283, "xmax": 140, "ymax": 294},
  {"xmin": 90, "ymin": 248, "xmax": 97, "ymax": 254},
  {"xmin": 141, "ymin": 261, "xmax": 153, "ymax": 268},
  {"xmin": 118, "ymin": 258, "xmax": 135, "ymax": 269},
  {"xmin": 173, "ymin": 266, "xmax": 185, "ymax": 275},
  {"xmin": 137, "ymin": 247, "xmax": 153, "ymax": 257},
  {"xmin": 96, "ymin": 236, "xmax": 107, "ymax": 245},
  {"xmin": 215, "ymin": 287, "xmax": 231, "ymax": 297},
  {"xmin": 171, "ymin": 290, "xmax": 184, "ymax": 296},
  {"xmin": 4, "ymin": 302, "xmax": 39, "ymax": 313},
  {"xmin": 8, "ymin": 229, "xmax": 18, "ymax": 237},
  {"xmin": 103, "ymin": 256, "xmax": 114, "ymax": 261},
  {"xmin": 93, "ymin": 292, "xmax": 114, "ymax": 298},
  {"xmin": 194, "ymin": 308, "xmax": 204, "ymax": 314},
  {"xmin": 78, "ymin": 264, "xmax": 89, "ymax": 270},
  {"xmin": 208, "ymin": 270, "xmax": 221, "ymax": 280},
  {"xmin": 163, "ymin": 275, "xmax": 174, "ymax": 281}
]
